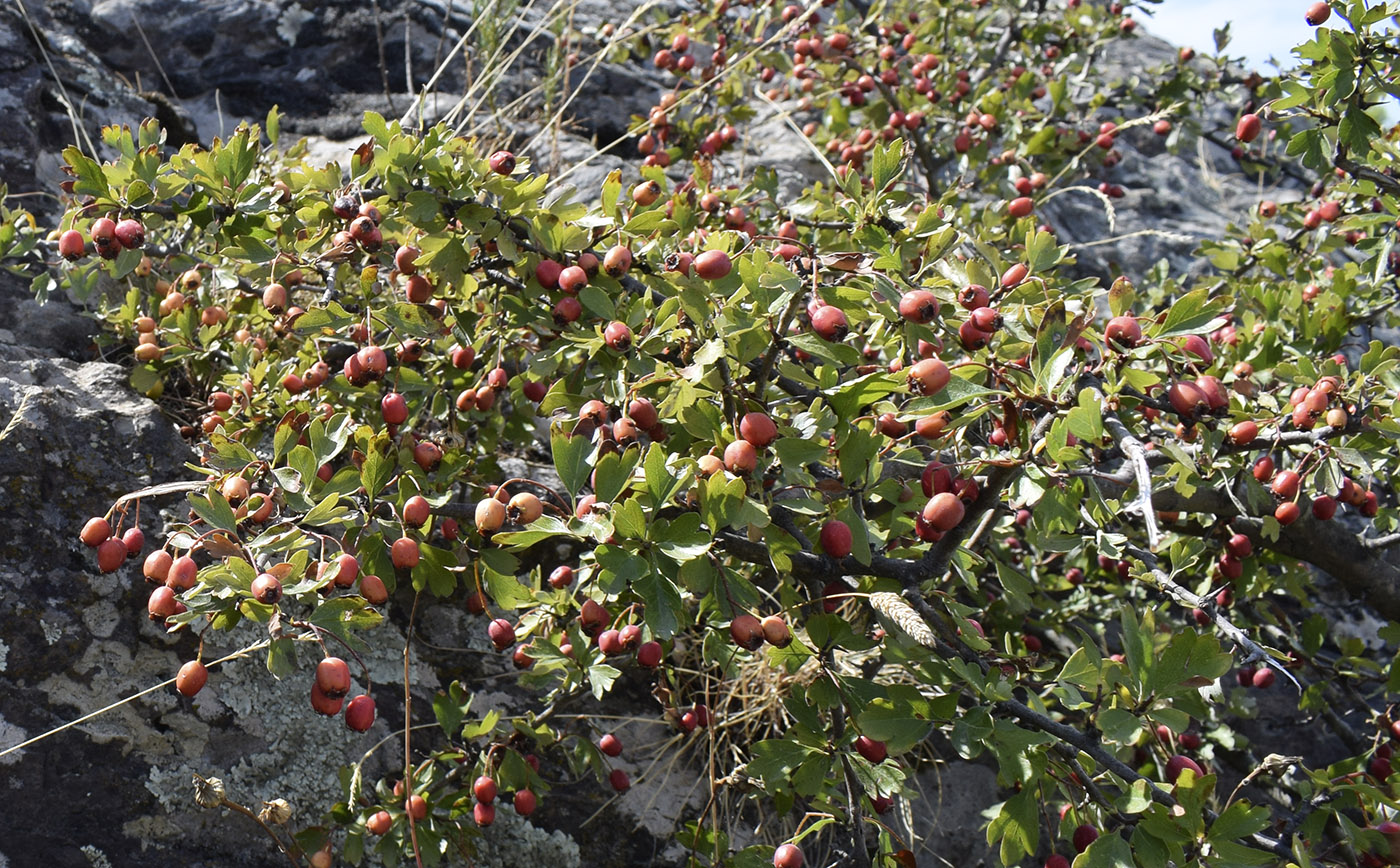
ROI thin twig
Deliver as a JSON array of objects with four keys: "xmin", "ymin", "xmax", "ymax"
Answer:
[
  {"xmin": 1089, "ymin": 384, "xmax": 1160, "ymax": 549},
  {"xmin": 404, "ymin": 591, "xmax": 425, "ymax": 868}
]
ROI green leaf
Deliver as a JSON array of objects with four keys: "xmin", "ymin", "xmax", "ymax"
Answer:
[
  {"xmin": 232, "ymin": 235, "xmax": 277, "ymax": 264},
  {"xmin": 643, "ymin": 444, "xmax": 690, "ymax": 507},
  {"xmin": 836, "ymin": 424, "xmax": 881, "ymax": 489},
  {"xmin": 654, "ymin": 513, "xmax": 712, "ymax": 563},
  {"xmin": 492, "ymin": 515, "xmax": 577, "ymax": 550},
  {"xmin": 1156, "ymin": 288, "xmax": 1228, "ymax": 338},
  {"xmin": 363, "ymin": 110, "xmax": 390, "ymax": 145},
  {"xmin": 1108, "ymin": 276, "xmax": 1136, "ymax": 318},
  {"xmin": 622, "ymin": 209, "xmax": 672, "ymax": 234},
  {"xmin": 417, "ymin": 544, "xmax": 459, "ymax": 597},
  {"xmin": 303, "ymin": 492, "xmax": 351, "ymax": 526},
  {"xmin": 266, "ymin": 636, "xmax": 297, "ymax": 678},
  {"xmin": 857, "ymin": 700, "xmax": 934, "ymax": 753},
  {"xmin": 550, "ymin": 424, "xmax": 591, "ymax": 496},
  {"xmin": 1026, "ymin": 228, "xmax": 1061, "ymax": 274},
  {"xmin": 292, "ymin": 302, "xmax": 357, "ymax": 336},
  {"xmin": 826, "ymin": 372, "xmax": 903, "ymax": 421},
  {"xmin": 611, "ymin": 498, "xmax": 647, "ymax": 540},
  {"xmin": 1057, "ymin": 648, "xmax": 1103, "ymax": 689},
  {"xmin": 988, "ymin": 784, "xmax": 1039, "ymax": 865},
  {"xmin": 747, "ymin": 739, "xmax": 817, "ymax": 787},
  {"xmin": 360, "ymin": 445, "xmax": 392, "ymax": 499},
  {"xmin": 1118, "ymin": 778, "xmax": 1154, "ymax": 815},
  {"xmin": 432, "ymin": 682, "xmax": 471, "ymax": 739},
  {"xmin": 63, "ymin": 146, "xmax": 109, "ymax": 198},
  {"xmin": 1067, "ymin": 388, "xmax": 1104, "ymax": 444},
  {"xmin": 593, "ymin": 448, "xmax": 639, "ymax": 503},
  {"xmin": 699, "ymin": 472, "xmax": 747, "ymax": 532},
  {"xmin": 636, "ymin": 569, "xmax": 686, "ymax": 639},
  {"xmin": 189, "ymin": 487, "xmax": 238, "ymax": 532},
  {"xmin": 587, "ymin": 663, "xmax": 621, "ymax": 700},
  {"xmin": 785, "ymin": 332, "xmax": 863, "ymax": 368},
  {"xmin": 483, "ymin": 566, "xmax": 535, "ymax": 610},
  {"xmin": 1097, "ymin": 708, "xmax": 1143, "ymax": 745},
  {"xmin": 870, "ymin": 138, "xmax": 906, "ymax": 192},
  {"xmin": 1073, "ymin": 831, "xmax": 1133, "ymax": 867},
  {"xmin": 599, "ymin": 169, "xmax": 622, "ymax": 221},
  {"xmin": 1208, "ymin": 800, "xmax": 1272, "ymax": 844}
]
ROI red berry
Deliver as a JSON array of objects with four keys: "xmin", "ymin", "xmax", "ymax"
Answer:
[
  {"xmin": 760, "ymin": 615, "xmax": 791, "ymax": 648},
  {"xmin": 600, "ymin": 734, "xmax": 623, "ymax": 757},
  {"xmin": 381, "ymin": 392, "xmax": 408, "ymax": 426},
  {"xmin": 609, "ymin": 768, "xmax": 630, "ymax": 791},
  {"xmin": 854, "ymin": 735, "xmax": 887, "ymax": 763},
  {"xmin": 819, "ymin": 520, "xmax": 852, "ymax": 559},
  {"xmin": 474, "ymin": 775, "xmax": 498, "ymax": 803},
  {"xmin": 345, "ymin": 694, "xmax": 376, "ymax": 731},
  {"xmin": 738, "ymin": 412, "xmax": 778, "ymax": 448},
  {"xmin": 558, "ymin": 265, "xmax": 589, "ymax": 293},
  {"xmin": 488, "ymin": 618, "xmax": 515, "ymax": 650},
  {"xmin": 1072, "ymin": 824, "xmax": 1099, "ymax": 853},
  {"xmin": 90, "ymin": 217, "xmax": 118, "ymax": 256},
  {"xmin": 923, "ymin": 492, "xmax": 965, "ymax": 531},
  {"xmin": 604, "ymin": 321, "xmax": 633, "ymax": 351},
  {"xmin": 360, "ymin": 574, "xmax": 389, "ymax": 605},
  {"xmin": 58, "ymin": 229, "xmax": 86, "ymax": 260},
  {"xmin": 80, "ymin": 516, "xmax": 112, "ymax": 547},
  {"xmin": 959, "ymin": 284, "xmax": 990, "ymax": 310},
  {"xmin": 535, "ymin": 259, "xmax": 563, "ymax": 289},
  {"xmin": 251, "ymin": 573, "xmax": 283, "ymax": 605},
  {"xmin": 367, "ymin": 810, "xmax": 392, "ymax": 835},
  {"xmin": 488, "ymin": 150, "xmax": 517, "ymax": 174},
  {"xmin": 637, "ymin": 641, "xmax": 663, "ymax": 668},
  {"xmin": 773, "ymin": 843, "xmax": 804, "ymax": 868},
  {"xmin": 730, "ymin": 614, "xmax": 765, "ymax": 650},
  {"xmin": 316, "ymin": 657, "xmax": 352, "ymax": 698},
  {"xmin": 724, "ymin": 439, "xmax": 758, "ymax": 475},
  {"xmin": 811, "ymin": 305, "xmax": 849, "ymax": 341},
  {"xmin": 907, "ymin": 358, "xmax": 950, "ymax": 394},
  {"xmin": 114, "ymin": 218, "xmax": 145, "ymax": 249},
  {"xmin": 391, "ymin": 537, "xmax": 421, "ymax": 569},
  {"xmin": 1165, "ymin": 754, "xmax": 1203, "ymax": 783},
  {"xmin": 694, "ymin": 249, "xmax": 732, "ymax": 280},
  {"xmin": 310, "ymin": 683, "xmax": 344, "ymax": 716},
  {"xmin": 1105, "ymin": 315, "xmax": 1142, "ymax": 349},
  {"xmin": 176, "ymin": 660, "xmax": 208, "ymax": 697},
  {"xmin": 898, "ymin": 289, "xmax": 940, "ymax": 323},
  {"xmin": 1236, "ymin": 113, "xmax": 1262, "ymax": 143},
  {"xmin": 1305, "ymin": 2, "xmax": 1331, "ymax": 25}
]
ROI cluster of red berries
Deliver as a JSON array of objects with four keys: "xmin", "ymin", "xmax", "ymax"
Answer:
[{"xmin": 59, "ymin": 215, "xmax": 145, "ymax": 261}]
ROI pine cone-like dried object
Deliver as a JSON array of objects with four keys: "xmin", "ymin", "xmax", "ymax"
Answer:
[
  {"xmin": 192, "ymin": 773, "xmax": 226, "ymax": 808},
  {"xmin": 869, "ymin": 592, "xmax": 938, "ymax": 649},
  {"xmin": 259, "ymin": 798, "xmax": 293, "ymax": 825}
]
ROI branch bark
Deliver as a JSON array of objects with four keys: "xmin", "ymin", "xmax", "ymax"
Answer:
[{"xmin": 1152, "ymin": 486, "xmax": 1400, "ymax": 622}]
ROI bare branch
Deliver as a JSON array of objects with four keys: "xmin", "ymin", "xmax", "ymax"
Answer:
[
  {"xmin": 1335, "ymin": 153, "xmax": 1400, "ymax": 197},
  {"xmin": 1090, "ymin": 385, "xmax": 1160, "ymax": 549},
  {"xmin": 1120, "ymin": 542, "xmax": 1300, "ymax": 692},
  {"xmin": 1363, "ymin": 532, "xmax": 1400, "ymax": 550},
  {"xmin": 1152, "ymin": 486, "xmax": 1400, "ymax": 622}
]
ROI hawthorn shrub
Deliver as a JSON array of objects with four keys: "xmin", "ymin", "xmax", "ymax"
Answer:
[{"xmin": 13, "ymin": 0, "xmax": 1400, "ymax": 865}]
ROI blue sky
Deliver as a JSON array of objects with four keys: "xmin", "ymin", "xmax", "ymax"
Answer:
[{"xmin": 1142, "ymin": 0, "xmax": 1322, "ymax": 72}]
